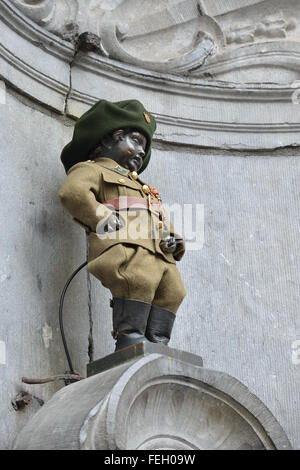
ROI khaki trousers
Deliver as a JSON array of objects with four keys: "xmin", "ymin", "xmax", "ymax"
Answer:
[{"xmin": 88, "ymin": 244, "xmax": 186, "ymax": 314}]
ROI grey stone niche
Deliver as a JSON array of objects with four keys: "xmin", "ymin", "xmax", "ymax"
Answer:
[{"xmin": 14, "ymin": 343, "xmax": 291, "ymax": 450}]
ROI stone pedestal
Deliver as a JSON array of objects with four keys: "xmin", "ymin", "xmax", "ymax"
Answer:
[{"xmin": 14, "ymin": 343, "xmax": 291, "ymax": 450}]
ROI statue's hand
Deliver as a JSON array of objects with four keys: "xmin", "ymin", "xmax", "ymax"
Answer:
[
  {"xmin": 160, "ymin": 236, "xmax": 177, "ymax": 254},
  {"xmin": 103, "ymin": 214, "xmax": 123, "ymax": 233}
]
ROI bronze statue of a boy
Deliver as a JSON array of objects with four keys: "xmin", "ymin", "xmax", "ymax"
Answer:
[{"xmin": 59, "ymin": 99, "xmax": 186, "ymax": 351}]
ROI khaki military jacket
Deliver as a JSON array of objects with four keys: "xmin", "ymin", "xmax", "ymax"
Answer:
[{"xmin": 58, "ymin": 157, "xmax": 185, "ymax": 266}]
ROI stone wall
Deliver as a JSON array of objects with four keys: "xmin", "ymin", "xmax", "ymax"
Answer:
[
  {"xmin": 0, "ymin": 0, "xmax": 299, "ymax": 449},
  {"xmin": 91, "ymin": 145, "xmax": 300, "ymax": 449},
  {"xmin": 0, "ymin": 87, "xmax": 90, "ymax": 449}
]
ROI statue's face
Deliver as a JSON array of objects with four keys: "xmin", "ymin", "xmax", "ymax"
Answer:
[{"xmin": 111, "ymin": 130, "xmax": 147, "ymax": 172}]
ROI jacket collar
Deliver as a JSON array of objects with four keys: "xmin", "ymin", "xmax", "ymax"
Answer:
[{"xmin": 94, "ymin": 157, "xmax": 130, "ymax": 176}]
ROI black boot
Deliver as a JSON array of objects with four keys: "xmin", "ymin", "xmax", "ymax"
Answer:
[
  {"xmin": 111, "ymin": 297, "xmax": 152, "ymax": 351},
  {"xmin": 145, "ymin": 305, "xmax": 175, "ymax": 345}
]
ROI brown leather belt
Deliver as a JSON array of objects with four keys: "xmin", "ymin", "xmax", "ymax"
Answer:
[{"xmin": 102, "ymin": 196, "xmax": 162, "ymax": 215}]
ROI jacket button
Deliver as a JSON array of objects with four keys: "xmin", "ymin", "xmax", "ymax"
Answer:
[
  {"xmin": 142, "ymin": 185, "xmax": 150, "ymax": 194},
  {"xmin": 119, "ymin": 178, "xmax": 125, "ymax": 183},
  {"xmin": 131, "ymin": 171, "xmax": 138, "ymax": 180}
]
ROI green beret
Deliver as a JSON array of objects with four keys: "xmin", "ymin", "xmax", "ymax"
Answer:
[{"xmin": 60, "ymin": 99, "xmax": 156, "ymax": 174}]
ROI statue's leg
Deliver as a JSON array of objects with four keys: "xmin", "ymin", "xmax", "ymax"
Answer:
[
  {"xmin": 145, "ymin": 264, "xmax": 186, "ymax": 345},
  {"xmin": 111, "ymin": 297, "xmax": 152, "ymax": 350},
  {"xmin": 89, "ymin": 244, "xmax": 166, "ymax": 350},
  {"xmin": 109, "ymin": 245, "xmax": 166, "ymax": 350},
  {"xmin": 145, "ymin": 305, "xmax": 175, "ymax": 345},
  {"xmin": 89, "ymin": 244, "xmax": 162, "ymax": 301}
]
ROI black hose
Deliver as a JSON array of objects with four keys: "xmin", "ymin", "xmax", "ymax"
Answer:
[{"xmin": 59, "ymin": 261, "xmax": 88, "ymax": 374}]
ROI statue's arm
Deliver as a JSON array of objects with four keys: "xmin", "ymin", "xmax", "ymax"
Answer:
[
  {"xmin": 160, "ymin": 208, "xmax": 185, "ymax": 261},
  {"xmin": 58, "ymin": 162, "xmax": 114, "ymax": 233},
  {"xmin": 167, "ymin": 222, "xmax": 185, "ymax": 261}
]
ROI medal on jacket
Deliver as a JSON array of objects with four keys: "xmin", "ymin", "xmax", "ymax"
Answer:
[
  {"xmin": 148, "ymin": 185, "xmax": 165, "ymax": 229},
  {"xmin": 149, "ymin": 185, "xmax": 161, "ymax": 202}
]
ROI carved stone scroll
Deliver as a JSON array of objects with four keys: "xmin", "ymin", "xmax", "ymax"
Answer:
[
  {"xmin": 13, "ymin": 345, "xmax": 292, "ymax": 450},
  {"xmin": 10, "ymin": 0, "xmax": 300, "ymax": 79}
]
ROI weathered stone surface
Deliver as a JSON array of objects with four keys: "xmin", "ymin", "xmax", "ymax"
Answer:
[
  {"xmin": 0, "ymin": 0, "xmax": 74, "ymax": 113},
  {"xmin": 0, "ymin": 89, "xmax": 89, "ymax": 450},
  {"xmin": 13, "ymin": 345, "xmax": 291, "ymax": 450},
  {"xmin": 10, "ymin": 0, "xmax": 300, "ymax": 81},
  {"xmin": 90, "ymin": 147, "xmax": 300, "ymax": 450},
  {"xmin": 68, "ymin": 53, "xmax": 300, "ymax": 150},
  {"xmin": 2, "ymin": 0, "xmax": 300, "ymax": 151}
]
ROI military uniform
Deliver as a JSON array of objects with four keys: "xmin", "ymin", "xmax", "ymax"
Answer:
[
  {"xmin": 59, "ymin": 99, "xmax": 186, "ymax": 350},
  {"xmin": 59, "ymin": 157, "xmax": 186, "ymax": 313}
]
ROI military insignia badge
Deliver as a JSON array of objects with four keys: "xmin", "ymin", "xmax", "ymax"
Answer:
[
  {"xmin": 112, "ymin": 165, "xmax": 128, "ymax": 175},
  {"xmin": 144, "ymin": 112, "xmax": 151, "ymax": 124}
]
